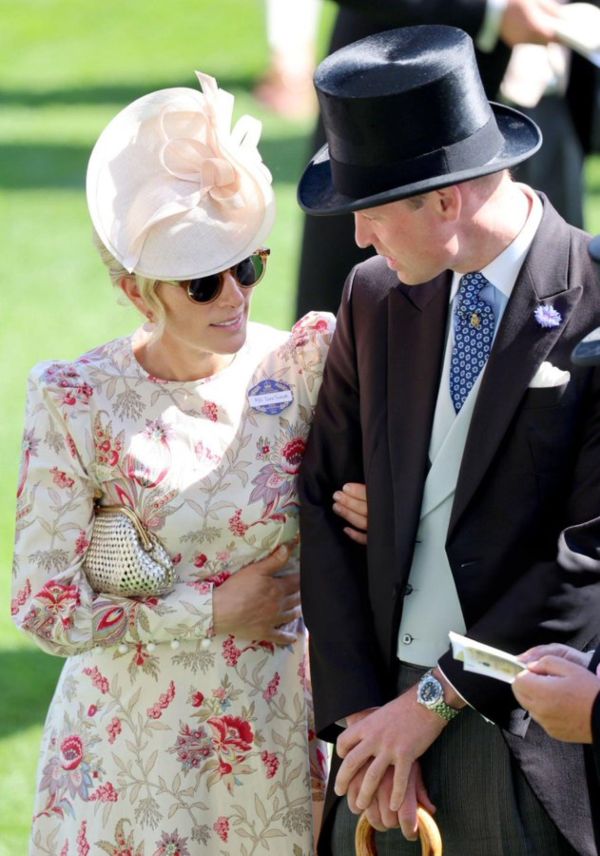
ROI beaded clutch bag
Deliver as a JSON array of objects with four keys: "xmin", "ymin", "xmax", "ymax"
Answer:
[{"xmin": 83, "ymin": 504, "xmax": 175, "ymax": 598}]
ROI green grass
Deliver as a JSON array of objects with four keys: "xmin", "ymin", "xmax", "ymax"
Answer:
[{"xmin": 1, "ymin": 2, "xmax": 599, "ymax": 852}]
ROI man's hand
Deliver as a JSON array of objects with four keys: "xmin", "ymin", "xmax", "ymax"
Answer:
[
  {"xmin": 517, "ymin": 643, "xmax": 594, "ymax": 669},
  {"xmin": 363, "ymin": 762, "xmax": 436, "ymax": 840},
  {"xmin": 500, "ymin": 0, "xmax": 562, "ymax": 46},
  {"xmin": 512, "ymin": 655, "xmax": 600, "ymax": 743},
  {"xmin": 212, "ymin": 543, "xmax": 301, "ymax": 643},
  {"xmin": 334, "ymin": 688, "xmax": 447, "ymax": 815}
]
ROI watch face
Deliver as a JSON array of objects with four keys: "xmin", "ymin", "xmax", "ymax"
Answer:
[{"xmin": 420, "ymin": 676, "xmax": 443, "ymax": 706}]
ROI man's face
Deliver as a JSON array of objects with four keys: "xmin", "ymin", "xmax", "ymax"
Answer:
[{"xmin": 353, "ymin": 194, "xmax": 453, "ymax": 285}]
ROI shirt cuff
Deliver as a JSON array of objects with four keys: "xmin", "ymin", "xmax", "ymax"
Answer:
[
  {"xmin": 477, "ymin": 0, "xmax": 509, "ymax": 52},
  {"xmin": 437, "ymin": 663, "xmax": 472, "ymax": 709}
]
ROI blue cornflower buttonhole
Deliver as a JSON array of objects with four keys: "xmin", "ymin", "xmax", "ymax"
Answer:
[
  {"xmin": 534, "ymin": 303, "xmax": 562, "ymax": 329},
  {"xmin": 248, "ymin": 379, "xmax": 293, "ymax": 415}
]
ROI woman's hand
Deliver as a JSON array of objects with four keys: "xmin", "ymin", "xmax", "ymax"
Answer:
[
  {"xmin": 512, "ymin": 655, "xmax": 600, "ymax": 743},
  {"xmin": 333, "ymin": 482, "xmax": 368, "ymax": 545},
  {"xmin": 212, "ymin": 543, "xmax": 301, "ymax": 644}
]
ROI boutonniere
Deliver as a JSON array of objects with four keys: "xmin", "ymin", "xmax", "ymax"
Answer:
[{"xmin": 534, "ymin": 303, "xmax": 562, "ymax": 329}]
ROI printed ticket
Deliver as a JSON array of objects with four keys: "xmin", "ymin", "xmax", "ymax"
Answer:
[{"xmin": 449, "ymin": 631, "xmax": 526, "ymax": 684}]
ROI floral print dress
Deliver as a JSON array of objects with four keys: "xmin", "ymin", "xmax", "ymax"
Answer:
[{"xmin": 11, "ymin": 312, "xmax": 334, "ymax": 856}]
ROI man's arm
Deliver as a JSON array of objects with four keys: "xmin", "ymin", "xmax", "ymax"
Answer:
[
  {"xmin": 331, "ymin": 0, "xmax": 561, "ymax": 47},
  {"xmin": 299, "ymin": 270, "xmax": 386, "ymax": 741}
]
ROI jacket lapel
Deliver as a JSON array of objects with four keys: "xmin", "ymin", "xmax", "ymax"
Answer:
[
  {"xmin": 448, "ymin": 202, "xmax": 583, "ymax": 537},
  {"xmin": 387, "ymin": 273, "xmax": 450, "ymax": 575}
]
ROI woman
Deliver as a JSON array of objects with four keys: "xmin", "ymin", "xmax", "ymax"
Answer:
[{"xmin": 11, "ymin": 72, "xmax": 366, "ymax": 855}]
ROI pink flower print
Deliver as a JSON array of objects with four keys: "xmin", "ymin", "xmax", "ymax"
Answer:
[
  {"xmin": 144, "ymin": 418, "xmax": 172, "ymax": 445},
  {"xmin": 94, "ymin": 415, "xmax": 123, "ymax": 468},
  {"xmin": 222, "ymin": 635, "xmax": 241, "ymax": 666},
  {"xmin": 281, "ymin": 437, "xmax": 306, "ymax": 475},
  {"xmin": 170, "ymin": 723, "xmax": 213, "ymax": 770},
  {"xmin": 263, "ymin": 672, "xmax": 281, "ymax": 701},
  {"xmin": 51, "ymin": 365, "xmax": 94, "ymax": 407},
  {"xmin": 202, "ymin": 401, "xmax": 219, "ymax": 422},
  {"xmin": 205, "ymin": 570, "xmax": 231, "ymax": 588},
  {"xmin": 208, "ymin": 715, "xmax": 254, "ymax": 755},
  {"xmin": 172, "ymin": 553, "xmax": 182, "ymax": 565},
  {"xmin": 216, "ymin": 550, "xmax": 230, "ymax": 564},
  {"xmin": 60, "ymin": 735, "xmax": 84, "ymax": 770},
  {"xmin": 134, "ymin": 642, "xmax": 146, "ymax": 667},
  {"xmin": 87, "ymin": 705, "xmax": 98, "ymax": 717},
  {"xmin": 89, "ymin": 781, "xmax": 118, "ymax": 802},
  {"xmin": 10, "ymin": 578, "xmax": 31, "ymax": 616},
  {"xmin": 228, "ymin": 508, "xmax": 248, "ymax": 536},
  {"xmin": 194, "ymin": 553, "xmax": 208, "ymax": 568},
  {"xmin": 75, "ymin": 530, "xmax": 90, "ymax": 556},
  {"xmin": 66, "ymin": 434, "xmax": 78, "ymax": 458},
  {"xmin": 298, "ymin": 656, "xmax": 309, "ymax": 691},
  {"xmin": 213, "ymin": 817, "xmax": 230, "ymax": 843},
  {"xmin": 17, "ymin": 429, "xmax": 39, "ymax": 498},
  {"xmin": 107, "ymin": 718, "xmax": 122, "ymax": 745},
  {"xmin": 191, "ymin": 691, "xmax": 204, "ymax": 708},
  {"xmin": 60, "ymin": 841, "xmax": 69, "ymax": 856},
  {"xmin": 153, "ymin": 830, "xmax": 191, "ymax": 856},
  {"xmin": 50, "ymin": 467, "xmax": 75, "ymax": 489},
  {"xmin": 36, "ymin": 582, "xmax": 80, "ymax": 629},
  {"xmin": 256, "ymin": 437, "xmax": 271, "ymax": 461},
  {"xmin": 260, "ymin": 750, "xmax": 280, "ymax": 779},
  {"xmin": 147, "ymin": 680, "xmax": 176, "ymax": 719},
  {"xmin": 194, "ymin": 440, "xmax": 221, "ymax": 464},
  {"xmin": 77, "ymin": 820, "xmax": 90, "ymax": 856},
  {"xmin": 83, "ymin": 666, "xmax": 110, "ymax": 694}
]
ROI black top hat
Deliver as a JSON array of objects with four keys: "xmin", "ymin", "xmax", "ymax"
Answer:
[{"xmin": 298, "ymin": 25, "xmax": 542, "ymax": 216}]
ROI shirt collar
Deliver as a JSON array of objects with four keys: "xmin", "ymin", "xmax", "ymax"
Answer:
[{"xmin": 449, "ymin": 185, "xmax": 543, "ymax": 302}]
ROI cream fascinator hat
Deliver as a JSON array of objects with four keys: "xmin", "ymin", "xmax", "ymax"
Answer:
[{"xmin": 86, "ymin": 72, "xmax": 275, "ymax": 279}]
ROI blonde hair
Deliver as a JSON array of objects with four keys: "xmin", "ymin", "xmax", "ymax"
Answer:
[{"xmin": 92, "ymin": 229, "xmax": 167, "ymax": 341}]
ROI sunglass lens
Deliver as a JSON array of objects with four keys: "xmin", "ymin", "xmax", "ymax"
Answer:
[
  {"xmin": 235, "ymin": 254, "xmax": 265, "ymax": 287},
  {"xmin": 187, "ymin": 274, "xmax": 221, "ymax": 303}
]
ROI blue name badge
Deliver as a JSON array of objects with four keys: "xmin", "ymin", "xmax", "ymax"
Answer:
[{"xmin": 247, "ymin": 379, "xmax": 293, "ymax": 415}]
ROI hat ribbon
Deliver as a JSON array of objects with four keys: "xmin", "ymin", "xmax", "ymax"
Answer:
[{"xmin": 122, "ymin": 72, "xmax": 270, "ymax": 273}]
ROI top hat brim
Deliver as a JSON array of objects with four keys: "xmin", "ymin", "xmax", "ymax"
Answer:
[{"xmin": 298, "ymin": 103, "xmax": 541, "ymax": 216}]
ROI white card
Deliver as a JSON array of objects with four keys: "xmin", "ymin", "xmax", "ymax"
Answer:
[{"xmin": 449, "ymin": 631, "xmax": 526, "ymax": 684}]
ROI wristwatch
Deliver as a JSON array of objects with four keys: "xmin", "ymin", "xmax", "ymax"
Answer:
[{"xmin": 417, "ymin": 670, "xmax": 460, "ymax": 721}]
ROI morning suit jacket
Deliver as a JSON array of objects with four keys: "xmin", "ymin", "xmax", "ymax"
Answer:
[{"xmin": 299, "ymin": 197, "xmax": 600, "ymax": 854}]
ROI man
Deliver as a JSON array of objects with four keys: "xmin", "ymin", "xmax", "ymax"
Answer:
[
  {"xmin": 298, "ymin": 25, "xmax": 600, "ymax": 856},
  {"xmin": 295, "ymin": 0, "xmax": 598, "ymax": 319}
]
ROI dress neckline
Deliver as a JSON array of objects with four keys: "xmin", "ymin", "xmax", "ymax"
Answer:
[{"xmin": 127, "ymin": 328, "xmax": 246, "ymax": 387}]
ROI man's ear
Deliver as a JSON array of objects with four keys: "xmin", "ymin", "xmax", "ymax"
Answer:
[
  {"xmin": 118, "ymin": 275, "xmax": 148, "ymax": 317},
  {"xmin": 434, "ymin": 185, "xmax": 461, "ymax": 221}
]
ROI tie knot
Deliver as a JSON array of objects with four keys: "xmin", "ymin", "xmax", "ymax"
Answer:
[{"xmin": 457, "ymin": 272, "xmax": 491, "ymax": 315}]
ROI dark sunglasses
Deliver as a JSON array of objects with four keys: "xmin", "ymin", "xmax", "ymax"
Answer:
[{"xmin": 164, "ymin": 248, "xmax": 270, "ymax": 304}]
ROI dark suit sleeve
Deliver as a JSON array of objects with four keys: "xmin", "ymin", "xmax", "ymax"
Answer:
[
  {"xmin": 439, "ymin": 372, "xmax": 600, "ymax": 722},
  {"xmin": 331, "ymin": 0, "xmax": 488, "ymax": 35},
  {"xmin": 299, "ymin": 271, "xmax": 386, "ymax": 742}
]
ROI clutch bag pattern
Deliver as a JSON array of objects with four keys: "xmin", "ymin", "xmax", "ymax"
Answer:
[{"xmin": 83, "ymin": 503, "xmax": 175, "ymax": 597}]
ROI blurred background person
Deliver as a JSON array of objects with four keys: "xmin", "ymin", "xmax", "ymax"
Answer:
[
  {"xmin": 296, "ymin": 0, "xmax": 600, "ymax": 318},
  {"xmin": 254, "ymin": 0, "xmax": 322, "ymax": 118}
]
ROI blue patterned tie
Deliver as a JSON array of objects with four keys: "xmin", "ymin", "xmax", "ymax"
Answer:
[{"xmin": 449, "ymin": 272, "xmax": 496, "ymax": 413}]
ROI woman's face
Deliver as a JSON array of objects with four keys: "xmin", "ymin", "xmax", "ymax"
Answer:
[{"xmin": 156, "ymin": 270, "xmax": 253, "ymax": 358}]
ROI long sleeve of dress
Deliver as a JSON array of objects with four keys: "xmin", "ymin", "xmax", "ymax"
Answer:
[{"xmin": 12, "ymin": 363, "xmax": 214, "ymax": 657}]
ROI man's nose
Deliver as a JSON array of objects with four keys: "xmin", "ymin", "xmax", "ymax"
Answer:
[{"xmin": 354, "ymin": 212, "xmax": 372, "ymax": 249}]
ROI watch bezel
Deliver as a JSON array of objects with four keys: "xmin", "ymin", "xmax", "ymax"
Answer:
[{"xmin": 418, "ymin": 672, "xmax": 444, "ymax": 708}]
